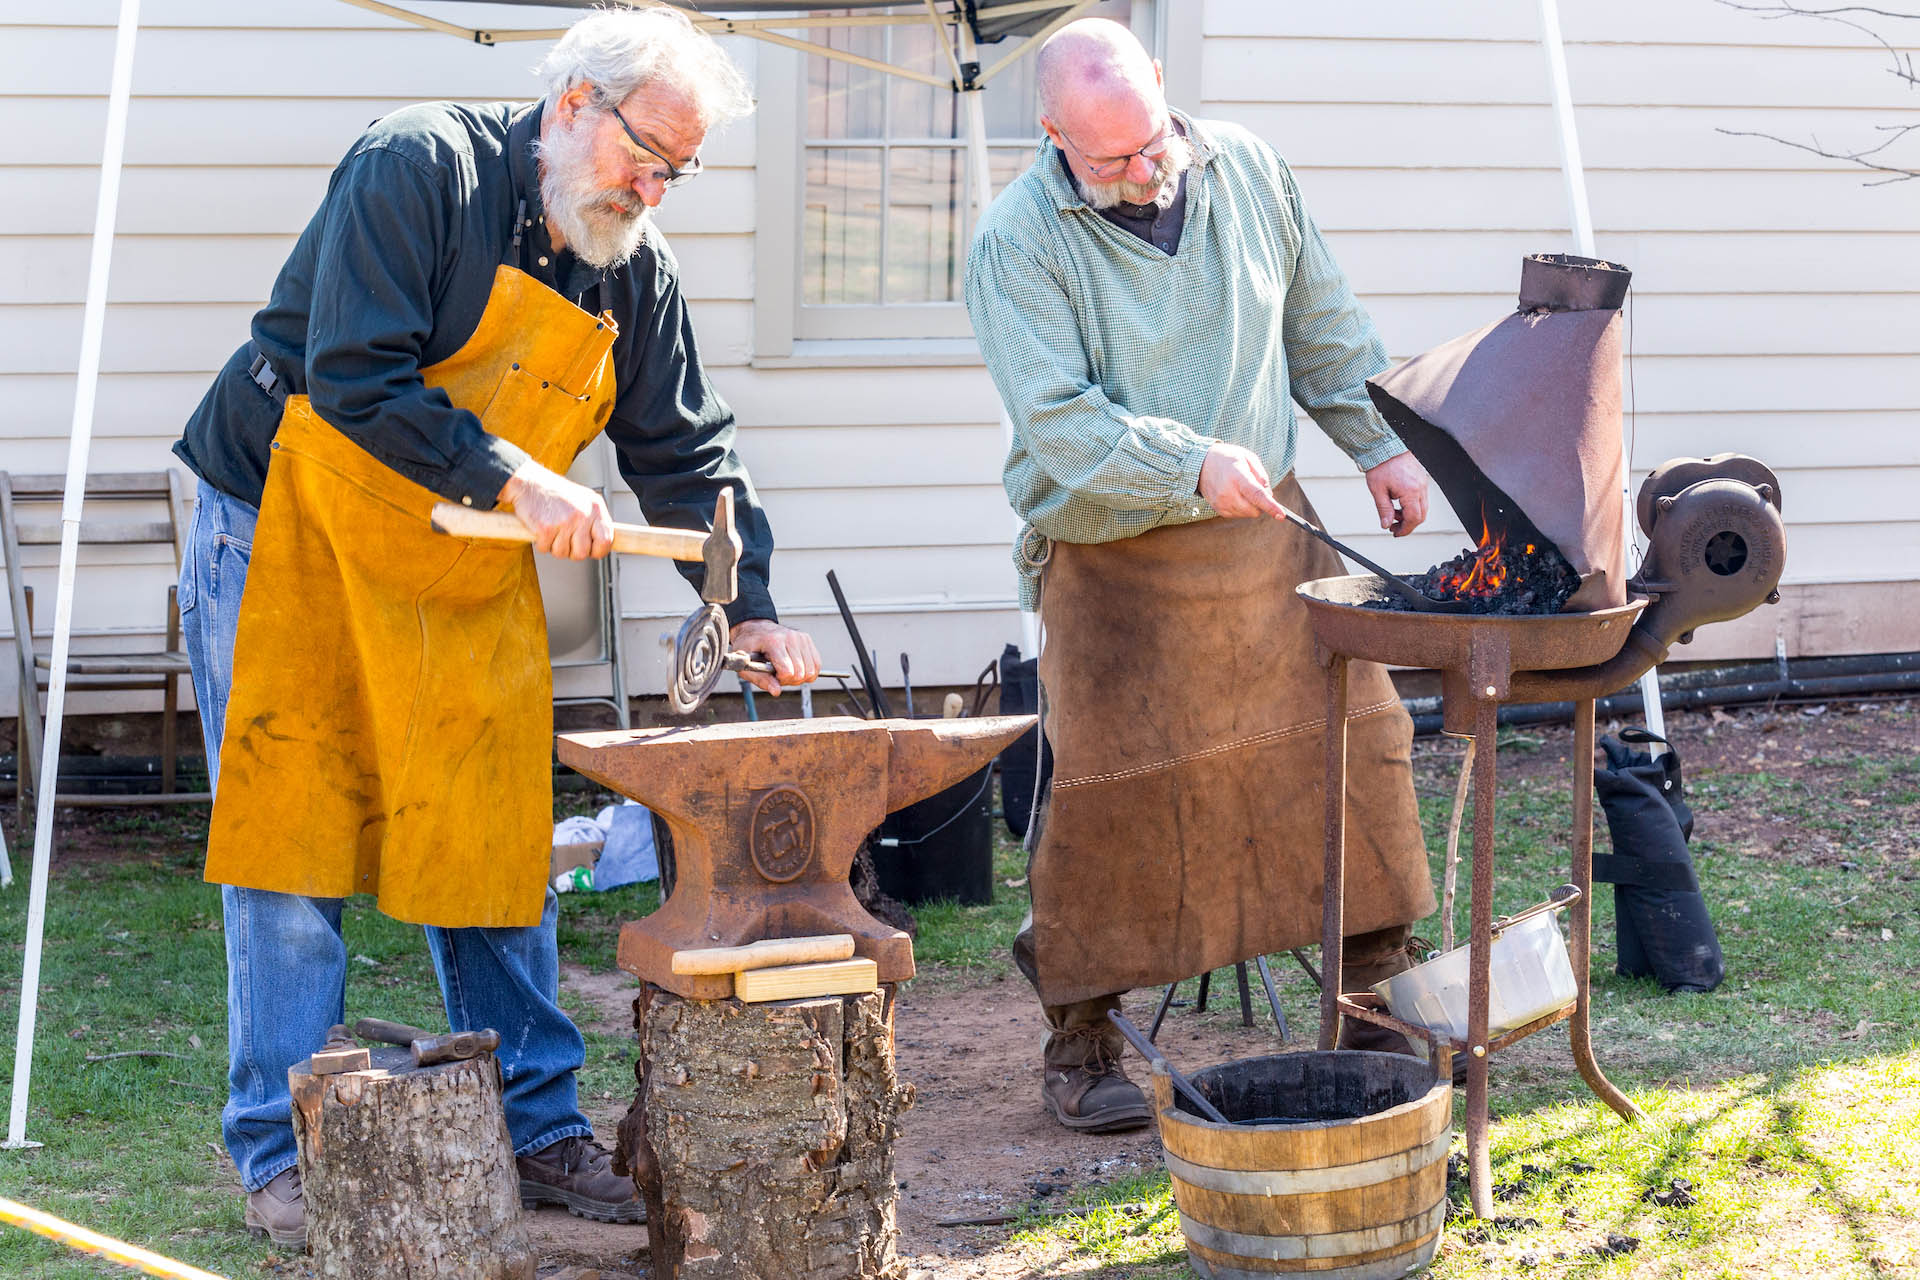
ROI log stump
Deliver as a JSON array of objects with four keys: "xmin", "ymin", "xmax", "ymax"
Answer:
[
  {"xmin": 617, "ymin": 986, "xmax": 914, "ymax": 1280},
  {"xmin": 290, "ymin": 1048, "xmax": 535, "ymax": 1280}
]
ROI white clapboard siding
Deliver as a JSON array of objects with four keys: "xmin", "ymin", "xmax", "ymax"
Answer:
[
  {"xmin": 1333, "ymin": 230, "xmax": 1920, "ymax": 297},
  {"xmin": 1200, "ymin": 0, "xmax": 1920, "ymax": 667},
  {"xmin": 5, "ymin": 164, "xmax": 757, "ymax": 238},
  {"xmin": 5, "ymin": 0, "xmax": 1919, "ymax": 721}
]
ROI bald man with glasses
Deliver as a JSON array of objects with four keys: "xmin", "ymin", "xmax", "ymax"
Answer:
[{"xmin": 966, "ymin": 18, "xmax": 1438, "ymax": 1133}]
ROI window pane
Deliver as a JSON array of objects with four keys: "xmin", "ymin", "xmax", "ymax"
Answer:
[
  {"xmin": 795, "ymin": 0, "xmax": 1141, "ymax": 331},
  {"xmin": 888, "ymin": 21, "xmax": 959, "ymax": 141},
  {"xmin": 886, "ymin": 147, "xmax": 963, "ymax": 303},
  {"xmin": 989, "ymin": 146, "xmax": 1034, "ymax": 201},
  {"xmin": 807, "ymin": 20, "xmax": 887, "ymax": 140},
  {"xmin": 803, "ymin": 148, "xmax": 882, "ymax": 305},
  {"xmin": 982, "ymin": 0, "xmax": 1131, "ymax": 136},
  {"xmin": 981, "ymin": 47, "xmax": 1040, "ymax": 137}
]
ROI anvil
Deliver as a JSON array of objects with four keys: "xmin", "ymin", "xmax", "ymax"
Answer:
[{"xmin": 557, "ymin": 715, "xmax": 1037, "ymax": 998}]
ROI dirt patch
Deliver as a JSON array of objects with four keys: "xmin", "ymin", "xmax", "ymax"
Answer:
[{"xmin": 888, "ymin": 983, "xmax": 1294, "ymax": 1267}]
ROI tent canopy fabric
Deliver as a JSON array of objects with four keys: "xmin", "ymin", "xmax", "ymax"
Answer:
[
  {"xmin": 430, "ymin": 0, "xmax": 1083, "ymax": 43},
  {"xmin": 341, "ymin": 0, "xmax": 1095, "ymax": 90}
]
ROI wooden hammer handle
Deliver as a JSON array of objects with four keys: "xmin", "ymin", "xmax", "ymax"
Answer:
[
  {"xmin": 430, "ymin": 504, "xmax": 706, "ymax": 563},
  {"xmin": 671, "ymin": 934, "xmax": 857, "ymax": 976}
]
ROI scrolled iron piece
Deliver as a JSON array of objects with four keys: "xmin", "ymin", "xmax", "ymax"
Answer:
[{"xmin": 667, "ymin": 602, "xmax": 730, "ymax": 715}]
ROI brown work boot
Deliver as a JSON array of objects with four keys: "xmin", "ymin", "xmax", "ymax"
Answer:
[
  {"xmin": 1041, "ymin": 998, "xmax": 1151, "ymax": 1133},
  {"xmin": 1337, "ymin": 924, "xmax": 1420, "ymax": 1057},
  {"xmin": 243, "ymin": 1166, "xmax": 306, "ymax": 1250},
  {"xmin": 1338, "ymin": 928, "xmax": 1468, "ymax": 1085},
  {"xmin": 517, "ymin": 1136, "xmax": 644, "ymax": 1223}
]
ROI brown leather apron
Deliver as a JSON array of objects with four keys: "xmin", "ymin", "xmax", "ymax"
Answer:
[
  {"xmin": 205, "ymin": 263, "xmax": 617, "ymax": 927},
  {"xmin": 1028, "ymin": 474, "xmax": 1434, "ymax": 1007}
]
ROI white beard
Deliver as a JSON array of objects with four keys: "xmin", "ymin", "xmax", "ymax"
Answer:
[
  {"xmin": 1077, "ymin": 129, "xmax": 1195, "ymax": 212},
  {"xmin": 535, "ymin": 114, "xmax": 651, "ymax": 269}
]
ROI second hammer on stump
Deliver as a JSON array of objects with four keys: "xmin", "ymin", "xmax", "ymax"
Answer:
[{"xmin": 290, "ymin": 1026, "xmax": 533, "ymax": 1280}]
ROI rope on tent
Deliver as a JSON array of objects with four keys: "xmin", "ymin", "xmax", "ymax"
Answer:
[{"xmin": 0, "ymin": 1197, "xmax": 228, "ymax": 1280}]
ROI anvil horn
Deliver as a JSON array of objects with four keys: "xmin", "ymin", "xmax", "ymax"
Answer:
[{"xmin": 885, "ymin": 715, "xmax": 1037, "ymax": 812}]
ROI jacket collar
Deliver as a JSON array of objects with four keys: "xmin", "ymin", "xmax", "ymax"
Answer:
[{"xmin": 1043, "ymin": 107, "xmax": 1215, "ymax": 214}]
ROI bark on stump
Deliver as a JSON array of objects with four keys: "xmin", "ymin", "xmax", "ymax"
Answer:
[
  {"xmin": 617, "ymin": 986, "xmax": 914, "ymax": 1280},
  {"xmin": 290, "ymin": 1050, "xmax": 535, "ymax": 1280}
]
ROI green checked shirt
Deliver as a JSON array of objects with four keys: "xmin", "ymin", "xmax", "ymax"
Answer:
[{"xmin": 965, "ymin": 112, "xmax": 1407, "ymax": 610}]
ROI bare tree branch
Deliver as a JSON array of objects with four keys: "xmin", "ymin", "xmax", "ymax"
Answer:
[
  {"xmin": 1714, "ymin": 0, "xmax": 1916, "ymax": 77},
  {"xmin": 1715, "ymin": 1, "xmax": 1920, "ymax": 182},
  {"xmin": 1714, "ymin": 2, "xmax": 1918, "ymax": 20},
  {"xmin": 1717, "ymin": 125, "xmax": 1920, "ymax": 182}
]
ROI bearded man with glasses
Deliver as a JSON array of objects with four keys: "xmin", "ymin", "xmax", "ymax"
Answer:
[
  {"xmin": 966, "ymin": 18, "xmax": 1439, "ymax": 1134},
  {"xmin": 172, "ymin": 9, "xmax": 820, "ymax": 1246}
]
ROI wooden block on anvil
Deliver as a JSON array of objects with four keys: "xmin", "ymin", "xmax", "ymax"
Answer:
[{"xmin": 734, "ymin": 957, "xmax": 879, "ymax": 1003}]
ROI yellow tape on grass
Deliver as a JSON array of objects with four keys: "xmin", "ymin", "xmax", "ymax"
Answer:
[{"xmin": 0, "ymin": 1195, "xmax": 227, "ymax": 1280}]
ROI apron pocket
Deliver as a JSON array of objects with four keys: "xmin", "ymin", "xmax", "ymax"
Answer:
[{"xmin": 481, "ymin": 364, "xmax": 600, "ymax": 471}]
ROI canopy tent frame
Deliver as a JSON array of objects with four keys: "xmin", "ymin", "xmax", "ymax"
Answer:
[
  {"xmin": 3, "ymin": 0, "xmax": 1098, "ymax": 1152},
  {"xmin": 3, "ymin": 0, "xmax": 1657, "ymax": 1159},
  {"xmin": 335, "ymin": 0, "xmax": 1089, "ymax": 91}
]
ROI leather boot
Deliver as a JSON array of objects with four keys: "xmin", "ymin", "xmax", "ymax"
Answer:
[
  {"xmin": 1040, "ymin": 995, "xmax": 1151, "ymax": 1133},
  {"xmin": 1337, "ymin": 923, "xmax": 1420, "ymax": 1056},
  {"xmin": 1338, "ymin": 926, "xmax": 1467, "ymax": 1084},
  {"xmin": 243, "ymin": 1166, "xmax": 306, "ymax": 1250},
  {"xmin": 517, "ymin": 1135, "xmax": 644, "ymax": 1222}
]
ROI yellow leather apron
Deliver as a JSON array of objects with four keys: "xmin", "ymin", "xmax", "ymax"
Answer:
[{"xmin": 205, "ymin": 263, "xmax": 617, "ymax": 927}]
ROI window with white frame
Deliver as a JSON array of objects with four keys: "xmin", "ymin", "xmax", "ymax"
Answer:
[{"xmin": 754, "ymin": 2, "xmax": 1146, "ymax": 353}]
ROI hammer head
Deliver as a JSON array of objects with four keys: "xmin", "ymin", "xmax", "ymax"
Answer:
[
  {"xmin": 700, "ymin": 489, "xmax": 743, "ymax": 606},
  {"xmin": 412, "ymin": 1029, "xmax": 501, "ymax": 1067}
]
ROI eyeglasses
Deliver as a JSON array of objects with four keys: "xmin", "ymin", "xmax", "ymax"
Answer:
[
  {"xmin": 610, "ymin": 105, "xmax": 704, "ymax": 188},
  {"xmin": 1056, "ymin": 121, "xmax": 1173, "ymax": 180}
]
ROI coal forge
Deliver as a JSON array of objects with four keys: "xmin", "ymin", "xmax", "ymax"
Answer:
[{"xmin": 1373, "ymin": 519, "xmax": 1581, "ymax": 615}]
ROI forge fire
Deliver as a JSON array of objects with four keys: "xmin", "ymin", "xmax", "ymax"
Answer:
[{"xmin": 1373, "ymin": 513, "xmax": 1581, "ymax": 615}]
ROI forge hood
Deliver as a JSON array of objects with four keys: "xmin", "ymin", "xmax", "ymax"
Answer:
[{"xmin": 1367, "ymin": 253, "xmax": 1630, "ymax": 611}]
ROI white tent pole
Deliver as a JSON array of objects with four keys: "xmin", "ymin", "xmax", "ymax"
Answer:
[
  {"xmin": 1535, "ymin": 0, "xmax": 1664, "ymax": 743},
  {"xmin": 956, "ymin": 17, "xmax": 1041, "ymax": 659},
  {"xmin": 5, "ymin": 0, "xmax": 142, "ymax": 1152}
]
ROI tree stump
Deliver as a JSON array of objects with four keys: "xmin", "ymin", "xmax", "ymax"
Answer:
[
  {"xmin": 290, "ymin": 1048, "xmax": 535, "ymax": 1280},
  {"xmin": 617, "ymin": 986, "xmax": 914, "ymax": 1280}
]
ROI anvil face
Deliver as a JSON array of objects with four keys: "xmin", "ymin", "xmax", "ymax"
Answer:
[{"xmin": 556, "ymin": 715, "xmax": 1036, "ymax": 997}]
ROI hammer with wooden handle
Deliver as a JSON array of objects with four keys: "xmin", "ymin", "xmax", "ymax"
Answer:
[
  {"xmin": 670, "ymin": 934, "xmax": 857, "ymax": 976},
  {"xmin": 431, "ymin": 488, "xmax": 742, "ymax": 607},
  {"xmin": 352, "ymin": 1018, "xmax": 501, "ymax": 1068}
]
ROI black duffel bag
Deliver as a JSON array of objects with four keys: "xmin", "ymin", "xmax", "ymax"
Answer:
[
  {"xmin": 997, "ymin": 643, "xmax": 1053, "ymax": 841},
  {"xmin": 1593, "ymin": 727, "xmax": 1724, "ymax": 993}
]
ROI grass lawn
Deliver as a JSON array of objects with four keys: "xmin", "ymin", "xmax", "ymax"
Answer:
[
  {"xmin": 1006, "ymin": 704, "xmax": 1920, "ymax": 1278},
  {"xmin": 0, "ymin": 698, "xmax": 1914, "ymax": 1278}
]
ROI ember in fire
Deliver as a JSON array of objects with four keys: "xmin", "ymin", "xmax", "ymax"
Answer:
[{"xmin": 1376, "ymin": 513, "xmax": 1580, "ymax": 615}]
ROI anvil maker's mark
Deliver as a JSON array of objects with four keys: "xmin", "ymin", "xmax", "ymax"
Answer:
[
  {"xmin": 750, "ymin": 787, "xmax": 815, "ymax": 883},
  {"xmin": 556, "ymin": 715, "xmax": 1037, "ymax": 999}
]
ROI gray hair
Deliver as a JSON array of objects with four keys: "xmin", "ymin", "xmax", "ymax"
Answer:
[{"xmin": 537, "ymin": 7, "xmax": 754, "ymax": 129}]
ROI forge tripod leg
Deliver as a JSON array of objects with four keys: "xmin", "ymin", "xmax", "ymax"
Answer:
[
  {"xmin": 1465, "ymin": 698, "xmax": 1498, "ymax": 1220},
  {"xmin": 1568, "ymin": 697, "xmax": 1643, "ymax": 1123},
  {"xmin": 1317, "ymin": 652, "xmax": 1350, "ymax": 1051}
]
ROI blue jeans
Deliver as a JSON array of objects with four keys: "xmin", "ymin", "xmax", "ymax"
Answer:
[{"xmin": 179, "ymin": 480, "xmax": 591, "ymax": 1191}]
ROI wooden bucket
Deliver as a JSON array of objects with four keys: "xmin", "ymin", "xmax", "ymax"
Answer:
[{"xmin": 1150, "ymin": 1051, "xmax": 1451, "ymax": 1280}]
